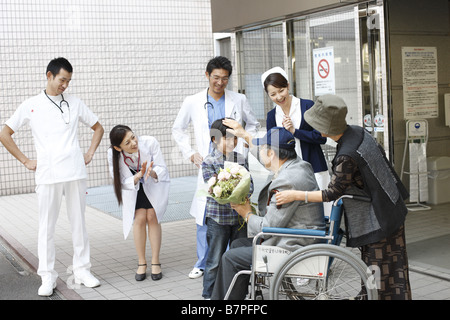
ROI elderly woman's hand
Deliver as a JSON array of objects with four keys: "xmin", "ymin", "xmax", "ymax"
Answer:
[
  {"xmin": 222, "ymin": 118, "xmax": 245, "ymax": 138},
  {"xmin": 275, "ymin": 190, "xmax": 300, "ymax": 205},
  {"xmin": 222, "ymin": 118, "xmax": 254, "ymax": 148}
]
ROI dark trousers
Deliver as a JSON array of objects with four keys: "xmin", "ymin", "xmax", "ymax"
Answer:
[
  {"xmin": 211, "ymin": 237, "xmax": 253, "ymax": 300},
  {"xmin": 202, "ymin": 218, "xmax": 247, "ymax": 298}
]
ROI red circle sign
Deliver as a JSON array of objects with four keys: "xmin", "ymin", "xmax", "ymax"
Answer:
[{"xmin": 318, "ymin": 59, "xmax": 330, "ymax": 79}]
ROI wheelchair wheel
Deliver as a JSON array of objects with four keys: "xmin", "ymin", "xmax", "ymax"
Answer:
[{"xmin": 270, "ymin": 244, "xmax": 378, "ymax": 300}]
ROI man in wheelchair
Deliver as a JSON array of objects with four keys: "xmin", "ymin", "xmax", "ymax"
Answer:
[{"xmin": 211, "ymin": 127, "xmax": 326, "ymax": 300}]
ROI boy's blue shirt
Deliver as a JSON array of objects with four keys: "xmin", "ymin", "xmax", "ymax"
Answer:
[{"xmin": 202, "ymin": 148, "xmax": 254, "ymax": 225}]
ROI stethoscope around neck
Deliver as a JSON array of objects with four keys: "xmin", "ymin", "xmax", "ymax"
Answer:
[
  {"xmin": 204, "ymin": 87, "xmax": 214, "ymax": 110},
  {"xmin": 203, "ymin": 88, "xmax": 236, "ymax": 128},
  {"xmin": 122, "ymin": 150, "xmax": 140, "ymax": 174},
  {"xmin": 44, "ymin": 90, "xmax": 70, "ymax": 124},
  {"xmin": 204, "ymin": 88, "xmax": 215, "ymax": 128}
]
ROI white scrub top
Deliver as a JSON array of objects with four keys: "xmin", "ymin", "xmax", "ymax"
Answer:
[{"xmin": 5, "ymin": 90, "xmax": 98, "ymax": 185}]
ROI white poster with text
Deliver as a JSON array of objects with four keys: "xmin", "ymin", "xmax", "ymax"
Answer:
[
  {"xmin": 313, "ymin": 47, "xmax": 335, "ymax": 96},
  {"xmin": 402, "ymin": 47, "xmax": 438, "ymax": 119}
]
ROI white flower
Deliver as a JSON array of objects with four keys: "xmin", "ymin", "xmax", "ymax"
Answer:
[
  {"xmin": 238, "ymin": 168, "xmax": 248, "ymax": 176},
  {"xmin": 218, "ymin": 171, "xmax": 231, "ymax": 181},
  {"xmin": 213, "ymin": 186, "xmax": 222, "ymax": 197},
  {"xmin": 230, "ymin": 165, "xmax": 240, "ymax": 175},
  {"xmin": 207, "ymin": 176, "xmax": 217, "ymax": 187}
]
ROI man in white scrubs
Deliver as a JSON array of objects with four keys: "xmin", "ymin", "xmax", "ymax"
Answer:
[
  {"xmin": 172, "ymin": 56, "xmax": 259, "ymax": 279},
  {"xmin": 0, "ymin": 57, "xmax": 104, "ymax": 296}
]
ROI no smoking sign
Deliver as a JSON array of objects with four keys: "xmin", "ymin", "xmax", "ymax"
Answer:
[
  {"xmin": 313, "ymin": 47, "xmax": 335, "ymax": 95},
  {"xmin": 318, "ymin": 59, "xmax": 330, "ymax": 79}
]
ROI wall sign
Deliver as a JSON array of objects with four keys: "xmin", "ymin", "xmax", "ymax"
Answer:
[
  {"xmin": 313, "ymin": 47, "xmax": 335, "ymax": 96},
  {"xmin": 402, "ymin": 47, "xmax": 438, "ymax": 119}
]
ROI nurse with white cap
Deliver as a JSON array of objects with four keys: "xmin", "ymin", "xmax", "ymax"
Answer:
[{"xmin": 261, "ymin": 67, "xmax": 331, "ymax": 213}]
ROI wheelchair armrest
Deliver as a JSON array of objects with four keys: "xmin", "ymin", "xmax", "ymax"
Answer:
[{"xmin": 262, "ymin": 227, "xmax": 326, "ymax": 237}]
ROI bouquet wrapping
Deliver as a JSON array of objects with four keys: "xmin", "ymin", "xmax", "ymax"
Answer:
[{"xmin": 198, "ymin": 162, "xmax": 251, "ymax": 205}]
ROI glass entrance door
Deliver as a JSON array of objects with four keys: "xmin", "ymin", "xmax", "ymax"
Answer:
[
  {"xmin": 359, "ymin": 2, "xmax": 390, "ymax": 152},
  {"xmin": 291, "ymin": 8, "xmax": 362, "ymax": 125},
  {"xmin": 234, "ymin": 1, "xmax": 390, "ymax": 155},
  {"xmin": 290, "ymin": 1, "xmax": 389, "ymax": 154}
]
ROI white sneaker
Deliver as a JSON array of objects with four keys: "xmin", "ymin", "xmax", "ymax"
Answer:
[
  {"xmin": 188, "ymin": 267, "xmax": 204, "ymax": 279},
  {"xmin": 38, "ymin": 280, "xmax": 56, "ymax": 296},
  {"xmin": 74, "ymin": 271, "xmax": 101, "ymax": 288}
]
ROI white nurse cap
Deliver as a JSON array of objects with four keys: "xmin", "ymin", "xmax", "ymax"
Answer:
[{"xmin": 261, "ymin": 67, "xmax": 289, "ymax": 88}]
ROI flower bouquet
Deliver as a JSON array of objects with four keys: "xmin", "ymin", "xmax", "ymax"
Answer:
[{"xmin": 198, "ymin": 162, "xmax": 251, "ymax": 205}]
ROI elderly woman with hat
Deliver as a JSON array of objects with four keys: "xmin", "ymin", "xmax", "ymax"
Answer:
[{"xmin": 275, "ymin": 94, "xmax": 412, "ymax": 300}]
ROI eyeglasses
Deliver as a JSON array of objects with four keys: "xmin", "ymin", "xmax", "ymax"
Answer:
[{"xmin": 210, "ymin": 75, "xmax": 229, "ymax": 83}]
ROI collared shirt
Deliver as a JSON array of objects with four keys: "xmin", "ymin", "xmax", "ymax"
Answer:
[
  {"xmin": 6, "ymin": 90, "xmax": 98, "ymax": 185},
  {"xmin": 274, "ymin": 96, "xmax": 302, "ymax": 159},
  {"xmin": 202, "ymin": 148, "xmax": 253, "ymax": 225}
]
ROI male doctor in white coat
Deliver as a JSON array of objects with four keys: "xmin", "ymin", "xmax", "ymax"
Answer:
[
  {"xmin": 172, "ymin": 56, "xmax": 259, "ymax": 279},
  {"xmin": 0, "ymin": 57, "xmax": 104, "ymax": 296}
]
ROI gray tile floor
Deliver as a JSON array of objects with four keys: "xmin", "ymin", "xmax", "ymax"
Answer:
[{"xmin": 0, "ymin": 173, "xmax": 449, "ymax": 300}]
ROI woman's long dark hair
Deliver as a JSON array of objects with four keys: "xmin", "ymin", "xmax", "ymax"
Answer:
[{"xmin": 109, "ymin": 125, "xmax": 132, "ymax": 205}]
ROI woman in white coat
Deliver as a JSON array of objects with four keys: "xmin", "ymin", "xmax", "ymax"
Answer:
[{"xmin": 108, "ymin": 125, "xmax": 170, "ymax": 281}]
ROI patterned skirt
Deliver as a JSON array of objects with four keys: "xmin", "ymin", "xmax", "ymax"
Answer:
[{"xmin": 360, "ymin": 225, "xmax": 412, "ymax": 300}]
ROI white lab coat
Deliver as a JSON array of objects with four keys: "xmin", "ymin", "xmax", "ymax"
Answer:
[
  {"xmin": 107, "ymin": 136, "xmax": 170, "ymax": 239},
  {"xmin": 172, "ymin": 88, "xmax": 260, "ymax": 225}
]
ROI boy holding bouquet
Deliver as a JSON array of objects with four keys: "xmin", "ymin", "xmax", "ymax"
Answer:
[{"xmin": 201, "ymin": 118, "xmax": 253, "ymax": 299}]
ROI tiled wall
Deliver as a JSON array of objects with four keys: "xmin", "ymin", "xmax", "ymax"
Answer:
[{"xmin": 0, "ymin": 0, "xmax": 214, "ymax": 195}]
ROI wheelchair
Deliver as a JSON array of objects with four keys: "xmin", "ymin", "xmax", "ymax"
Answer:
[{"xmin": 224, "ymin": 195, "xmax": 379, "ymax": 300}]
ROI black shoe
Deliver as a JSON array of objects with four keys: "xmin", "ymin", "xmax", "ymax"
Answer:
[
  {"xmin": 151, "ymin": 264, "xmax": 162, "ymax": 281},
  {"xmin": 135, "ymin": 264, "xmax": 147, "ymax": 281}
]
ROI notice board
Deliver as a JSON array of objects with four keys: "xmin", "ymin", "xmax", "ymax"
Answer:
[
  {"xmin": 313, "ymin": 47, "xmax": 335, "ymax": 96},
  {"xmin": 402, "ymin": 47, "xmax": 438, "ymax": 119}
]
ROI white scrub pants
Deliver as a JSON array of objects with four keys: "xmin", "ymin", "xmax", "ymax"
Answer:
[{"xmin": 35, "ymin": 179, "xmax": 91, "ymax": 282}]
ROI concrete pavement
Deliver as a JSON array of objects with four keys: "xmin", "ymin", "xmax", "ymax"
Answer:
[
  {"xmin": 0, "ymin": 237, "xmax": 49, "ymax": 300},
  {"xmin": 0, "ymin": 174, "xmax": 450, "ymax": 300}
]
